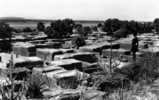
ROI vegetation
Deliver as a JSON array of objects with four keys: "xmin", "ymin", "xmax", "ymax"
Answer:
[
  {"xmin": 1, "ymin": 18, "xmax": 159, "ymax": 100},
  {"xmin": 71, "ymin": 35, "xmax": 86, "ymax": 49},
  {"xmin": 0, "ymin": 22, "xmax": 13, "ymax": 52},
  {"xmin": 37, "ymin": 22, "xmax": 45, "ymax": 32},
  {"xmin": 102, "ymin": 18, "xmax": 153, "ymax": 37},
  {"xmin": 22, "ymin": 27, "xmax": 34, "ymax": 32},
  {"xmin": 153, "ymin": 18, "xmax": 159, "ymax": 34},
  {"xmin": 0, "ymin": 22, "xmax": 12, "ymax": 39},
  {"xmin": 83, "ymin": 26, "xmax": 92, "ymax": 36},
  {"xmin": 45, "ymin": 18, "xmax": 74, "ymax": 38},
  {"xmin": 25, "ymin": 72, "xmax": 58, "ymax": 99}
]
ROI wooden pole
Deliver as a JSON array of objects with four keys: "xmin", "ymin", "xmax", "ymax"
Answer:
[{"xmin": 9, "ymin": 31, "xmax": 14, "ymax": 100}]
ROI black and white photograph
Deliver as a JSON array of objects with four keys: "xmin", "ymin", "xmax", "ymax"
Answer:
[{"xmin": 0, "ymin": 0, "xmax": 159, "ymax": 99}]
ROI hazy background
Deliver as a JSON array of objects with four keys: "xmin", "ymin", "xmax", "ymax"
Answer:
[{"xmin": 0, "ymin": 0, "xmax": 158, "ymax": 21}]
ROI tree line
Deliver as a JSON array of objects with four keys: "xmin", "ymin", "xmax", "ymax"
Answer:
[
  {"xmin": 101, "ymin": 19, "xmax": 153, "ymax": 37},
  {"xmin": 1, "ymin": 18, "xmax": 159, "ymax": 40}
]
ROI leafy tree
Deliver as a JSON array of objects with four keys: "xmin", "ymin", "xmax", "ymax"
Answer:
[
  {"xmin": 113, "ymin": 27, "xmax": 128, "ymax": 38},
  {"xmin": 144, "ymin": 22, "xmax": 153, "ymax": 33},
  {"xmin": 46, "ymin": 19, "xmax": 75, "ymax": 38},
  {"xmin": 62, "ymin": 18, "xmax": 75, "ymax": 34},
  {"xmin": 92, "ymin": 26, "xmax": 98, "ymax": 32},
  {"xmin": 102, "ymin": 18, "xmax": 152, "ymax": 36},
  {"xmin": 83, "ymin": 26, "xmax": 92, "ymax": 36},
  {"xmin": 0, "ymin": 22, "xmax": 12, "ymax": 52},
  {"xmin": 44, "ymin": 26, "xmax": 56, "ymax": 38},
  {"xmin": 103, "ymin": 18, "xmax": 121, "ymax": 33},
  {"xmin": 0, "ymin": 22, "xmax": 12, "ymax": 39},
  {"xmin": 153, "ymin": 18, "xmax": 159, "ymax": 34},
  {"xmin": 37, "ymin": 22, "xmax": 45, "ymax": 31},
  {"xmin": 97, "ymin": 23, "xmax": 103, "ymax": 28},
  {"xmin": 26, "ymin": 72, "xmax": 57, "ymax": 98},
  {"xmin": 23, "ymin": 27, "xmax": 33, "ymax": 32},
  {"xmin": 127, "ymin": 20, "xmax": 138, "ymax": 34},
  {"xmin": 72, "ymin": 35, "xmax": 86, "ymax": 49}
]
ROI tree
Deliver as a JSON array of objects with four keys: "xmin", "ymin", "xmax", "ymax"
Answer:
[
  {"xmin": 37, "ymin": 22, "xmax": 45, "ymax": 31},
  {"xmin": 45, "ymin": 26, "xmax": 56, "ymax": 38},
  {"xmin": 0, "ymin": 22, "xmax": 12, "ymax": 52},
  {"xmin": 62, "ymin": 18, "xmax": 75, "ymax": 35},
  {"xmin": 0, "ymin": 22, "xmax": 12, "ymax": 39},
  {"xmin": 127, "ymin": 20, "xmax": 138, "ymax": 34},
  {"xmin": 97, "ymin": 23, "xmax": 102, "ymax": 28},
  {"xmin": 83, "ymin": 26, "xmax": 92, "ymax": 36},
  {"xmin": 113, "ymin": 28, "xmax": 128, "ymax": 38},
  {"xmin": 23, "ymin": 27, "xmax": 33, "ymax": 32},
  {"xmin": 153, "ymin": 18, "xmax": 159, "ymax": 34},
  {"xmin": 103, "ymin": 18, "xmax": 121, "ymax": 33},
  {"xmin": 45, "ymin": 19, "xmax": 75, "ymax": 38},
  {"xmin": 92, "ymin": 26, "xmax": 98, "ymax": 32},
  {"xmin": 72, "ymin": 35, "xmax": 86, "ymax": 49}
]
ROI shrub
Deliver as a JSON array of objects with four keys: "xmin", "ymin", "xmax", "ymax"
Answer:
[
  {"xmin": 45, "ymin": 19, "xmax": 75, "ymax": 38},
  {"xmin": 72, "ymin": 35, "xmax": 86, "ymax": 49},
  {"xmin": 0, "ymin": 22, "xmax": 12, "ymax": 39},
  {"xmin": 37, "ymin": 22, "xmax": 45, "ymax": 31},
  {"xmin": 25, "ymin": 72, "xmax": 57, "ymax": 99},
  {"xmin": 23, "ymin": 27, "xmax": 33, "ymax": 32}
]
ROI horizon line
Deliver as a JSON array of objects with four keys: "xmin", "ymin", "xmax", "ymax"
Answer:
[{"xmin": 0, "ymin": 16, "xmax": 155, "ymax": 22}]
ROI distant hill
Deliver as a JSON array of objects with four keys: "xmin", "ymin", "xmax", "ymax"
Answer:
[
  {"xmin": 0, "ymin": 17, "xmax": 104, "ymax": 24},
  {"xmin": 0, "ymin": 17, "xmax": 26, "ymax": 22}
]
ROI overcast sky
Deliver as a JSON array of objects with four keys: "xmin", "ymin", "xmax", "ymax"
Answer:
[{"xmin": 0, "ymin": 0, "xmax": 159, "ymax": 21}]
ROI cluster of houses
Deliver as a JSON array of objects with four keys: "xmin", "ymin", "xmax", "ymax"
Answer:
[{"xmin": 0, "ymin": 30, "xmax": 159, "ymax": 99}]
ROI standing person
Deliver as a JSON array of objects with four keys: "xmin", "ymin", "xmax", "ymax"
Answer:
[{"xmin": 131, "ymin": 33, "xmax": 139, "ymax": 61}]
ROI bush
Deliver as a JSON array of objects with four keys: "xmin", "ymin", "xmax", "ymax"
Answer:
[
  {"xmin": 37, "ymin": 22, "xmax": 45, "ymax": 31},
  {"xmin": 0, "ymin": 22, "xmax": 12, "ymax": 39},
  {"xmin": 45, "ymin": 19, "xmax": 75, "ymax": 38},
  {"xmin": 23, "ymin": 27, "xmax": 33, "ymax": 32},
  {"xmin": 72, "ymin": 36, "xmax": 86, "ymax": 49},
  {"xmin": 25, "ymin": 72, "xmax": 57, "ymax": 99},
  {"xmin": 45, "ymin": 26, "xmax": 56, "ymax": 38},
  {"xmin": 83, "ymin": 26, "xmax": 92, "ymax": 36}
]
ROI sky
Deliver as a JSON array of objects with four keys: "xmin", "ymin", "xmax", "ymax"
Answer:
[{"xmin": 0, "ymin": 0, "xmax": 159, "ymax": 21}]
